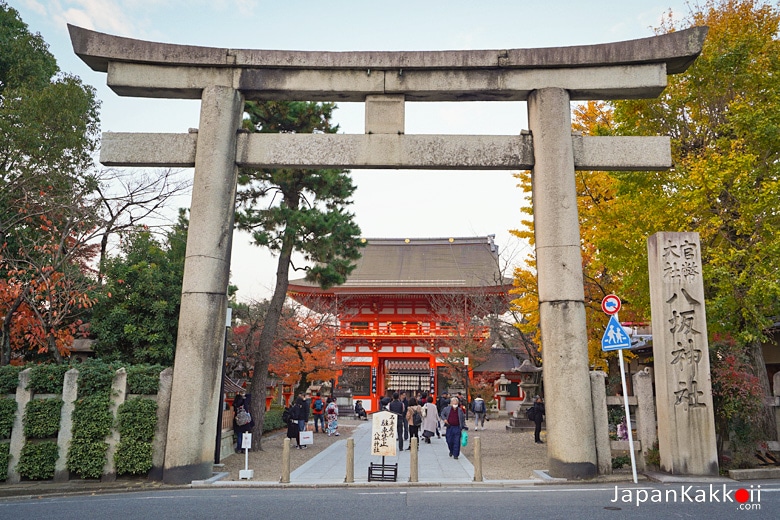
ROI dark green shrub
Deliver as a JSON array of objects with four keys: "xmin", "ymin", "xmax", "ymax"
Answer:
[
  {"xmin": 28, "ymin": 364, "xmax": 68, "ymax": 394},
  {"xmin": 612, "ymin": 455, "xmax": 631, "ymax": 469},
  {"xmin": 116, "ymin": 398, "xmax": 157, "ymax": 441},
  {"xmin": 0, "ymin": 398, "xmax": 17, "ymax": 439},
  {"xmin": 115, "ymin": 398, "xmax": 157, "ymax": 477},
  {"xmin": 66, "ymin": 440, "xmax": 108, "ymax": 479},
  {"xmin": 114, "ymin": 440, "xmax": 153, "ymax": 476},
  {"xmin": 0, "ymin": 443, "xmax": 9, "ymax": 481},
  {"xmin": 67, "ymin": 395, "xmax": 113, "ymax": 479},
  {"xmin": 645, "ymin": 440, "xmax": 660, "ymax": 468},
  {"xmin": 74, "ymin": 359, "xmax": 115, "ymax": 397},
  {"xmin": 126, "ymin": 365, "xmax": 165, "ymax": 395},
  {"xmin": 24, "ymin": 398, "xmax": 62, "ymax": 438},
  {"xmin": 0, "ymin": 365, "xmax": 22, "ymax": 394},
  {"xmin": 17, "ymin": 441, "xmax": 58, "ymax": 480},
  {"xmin": 263, "ymin": 407, "xmax": 284, "ymax": 432}
]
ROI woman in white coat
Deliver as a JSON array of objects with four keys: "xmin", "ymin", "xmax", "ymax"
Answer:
[{"xmin": 420, "ymin": 394, "xmax": 439, "ymax": 444}]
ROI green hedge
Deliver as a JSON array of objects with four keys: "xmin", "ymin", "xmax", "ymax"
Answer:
[
  {"xmin": 0, "ymin": 443, "xmax": 9, "ymax": 481},
  {"xmin": 115, "ymin": 398, "xmax": 157, "ymax": 476},
  {"xmin": 23, "ymin": 398, "xmax": 62, "ymax": 439},
  {"xmin": 17, "ymin": 441, "xmax": 58, "ymax": 480},
  {"xmin": 0, "ymin": 398, "xmax": 17, "ymax": 439},
  {"xmin": 27, "ymin": 364, "xmax": 68, "ymax": 394},
  {"xmin": 263, "ymin": 407, "xmax": 284, "ymax": 433},
  {"xmin": 127, "ymin": 365, "xmax": 165, "ymax": 395},
  {"xmin": 67, "ymin": 395, "xmax": 113, "ymax": 479},
  {"xmin": 73, "ymin": 359, "xmax": 115, "ymax": 396},
  {"xmin": 0, "ymin": 365, "xmax": 22, "ymax": 394}
]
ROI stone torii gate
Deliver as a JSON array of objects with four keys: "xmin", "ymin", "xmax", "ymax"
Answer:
[{"xmin": 69, "ymin": 25, "xmax": 706, "ymax": 484}]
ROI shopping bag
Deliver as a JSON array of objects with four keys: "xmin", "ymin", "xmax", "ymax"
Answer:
[
  {"xmin": 461, "ymin": 430, "xmax": 468, "ymax": 447},
  {"xmin": 299, "ymin": 430, "xmax": 314, "ymax": 445}
]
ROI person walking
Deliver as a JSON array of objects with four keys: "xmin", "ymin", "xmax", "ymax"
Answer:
[
  {"xmin": 287, "ymin": 397, "xmax": 308, "ymax": 449},
  {"xmin": 435, "ymin": 391, "xmax": 449, "ymax": 439},
  {"xmin": 325, "ymin": 396, "xmax": 340, "ymax": 436},
  {"xmin": 440, "ymin": 397, "xmax": 467, "ymax": 459},
  {"xmin": 295, "ymin": 393, "xmax": 309, "ymax": 435},
  {"xmin": 421, "ymin": 394, "xmax": 439, "ymax": 444},
  {"xmin": 388, "ymin": 392, "xmax": 405, "ymax": 451},
  {"xmin": 311, "ymin": 392, "xmax": 325, "ymax": 433},
  {"xmin": 400, "ymin": 391, "xmax": 409, "ymax": 441},
  {"xmin": 471, "ymin": 396, "xmax": 486, "ymax": 430},
  {"xmin": 232, "ymin": 392, "xmax": 254, "ymax": 452},
  {"xmin": 405, "ymin": 397, "xmax": 422, "ymax": 449},
  {"xmin": 533, "ymin": 395, "xmax": 546, "ymax": 444}
]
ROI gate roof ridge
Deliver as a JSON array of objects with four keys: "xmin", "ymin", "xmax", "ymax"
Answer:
[{"xmin": 69, "ymin": 24, "xmax": 707, "ymax": 75}]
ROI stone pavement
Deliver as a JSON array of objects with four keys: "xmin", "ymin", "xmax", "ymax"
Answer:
[{"xmin": 289, "ymin": 421, "xmax": 478, "ymax": 485}]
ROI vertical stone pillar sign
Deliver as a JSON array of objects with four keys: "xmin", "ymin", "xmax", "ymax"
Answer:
[{"xmin": 648, "ymin": 232, "xmax": 718, "ymax": 475}]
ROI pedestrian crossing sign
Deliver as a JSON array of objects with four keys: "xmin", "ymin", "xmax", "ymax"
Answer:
[{"xmin": 601, "ymin": 315, "xmax": 631, "ymax": 351}]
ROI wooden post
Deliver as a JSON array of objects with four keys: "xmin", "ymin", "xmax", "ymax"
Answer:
[
  {"xmin": 280, "ymin": 438, "xmax": 291, "ymax": 483},
  {"xmin": 473, "ymin": 436, "xmax": 483, "ymax": 482},
  {"xmin": 345, "ymin": 438, "xmax": 355, "ymax": 483}
]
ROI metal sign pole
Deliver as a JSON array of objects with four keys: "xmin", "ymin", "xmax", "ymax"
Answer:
[
  {"xmin": 601, "ymin": 295, "xmax": 637, "ymax": 484},
  {"xmin": 616, "ymin": 329, "xmax": 638, "ymax": 484}
]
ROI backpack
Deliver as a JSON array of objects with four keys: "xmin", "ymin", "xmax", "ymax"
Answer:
[
  {"xmin": 235, "ymin": 406, "xmax": 252, "ymax": 426},
  {"xmin": 525, "ymin": 406, "xmax": 536, "ymax": 422},
  {"xmin": 412, "ymin": 409, "xmax": 423, "ymax": 427},
  {"xmin": 473, "ymin": 399, "xmax": 485, "ymax": 413},
  {"xmin": 314, "ymin": 399, "xmax": 324, "ymax": 412},
  {"xmin": 281, "ymin": 407, "xmax": 291, "ymax": 424}
]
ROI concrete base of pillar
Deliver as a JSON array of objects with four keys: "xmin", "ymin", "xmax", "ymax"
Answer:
[
  {"xmin": 548, "ymin": 458, "xmax": 598, "ymax": 480},
  {"xmin": 163, "ymin": 461, "xmax": 214, "ymax": 485}
]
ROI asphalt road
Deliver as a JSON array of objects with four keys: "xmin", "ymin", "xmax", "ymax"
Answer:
[{"xmin": 0, "ymin": 481, "xmax": 778, "ymax": 520}]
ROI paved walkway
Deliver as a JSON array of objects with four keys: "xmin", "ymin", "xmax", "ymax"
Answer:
[{"xmin": 290, "ymin": 422, "xmax": 474, "ymax": 484}]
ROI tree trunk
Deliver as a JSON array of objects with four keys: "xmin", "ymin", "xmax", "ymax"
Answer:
[
  {"xmin": 249, "ymin": 230, "xmax": 295, "ymax": 450},
  {"xmin": 747, "ymin": 340, "xmax": 778, "ymax": 441}
]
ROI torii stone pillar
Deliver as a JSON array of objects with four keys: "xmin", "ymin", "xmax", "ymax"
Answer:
[
  {"xmin": 67, "ymin": 24, "xmax": 707, "ymax": 483},
  {"xmin": 164, "ymin": 86, "xmax": 243, "ymax": 484},
  {"xmin": 529, "ymin": 87, "xmax": 597, "ymax": 478}
]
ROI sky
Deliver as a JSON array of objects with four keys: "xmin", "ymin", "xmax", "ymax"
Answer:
[{"xmin": 14, "ymin": 0, "xmax": 695, "ymax": 302}]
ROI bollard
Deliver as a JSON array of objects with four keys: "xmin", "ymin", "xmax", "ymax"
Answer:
[
  {"xmin": 280, "ymin": 437, "xmax": 291, "ymax": 483},
  {"xmin": 345, "ymin": 438, "xmax": 355, "ymax": 483},
  {"xmin": 473, "ymin": 436, "xmax": 483, "ymax": 482},
  {"xmin": 409, "ymin": 437, "xmax": 418, "ymax": 482}
]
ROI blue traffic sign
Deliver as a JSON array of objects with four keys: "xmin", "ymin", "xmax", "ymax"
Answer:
[{"xmin": 601, "ymin": 315, "xmax": 631, "ymax": 351}]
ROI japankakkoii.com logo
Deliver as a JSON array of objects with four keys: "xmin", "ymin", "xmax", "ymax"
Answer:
[{"xmin": 611, "ymin": 484, "xmax": 761, "ymax": 510}]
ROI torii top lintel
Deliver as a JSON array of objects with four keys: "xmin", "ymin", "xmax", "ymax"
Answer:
[{"xmin": 68, "ymin": 24, "xmax": 707, "ymax": 102}]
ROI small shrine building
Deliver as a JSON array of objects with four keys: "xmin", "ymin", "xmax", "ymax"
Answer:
[{"xmin": 288, "ymin": 236, "xmax": 513, "ymax": 412}]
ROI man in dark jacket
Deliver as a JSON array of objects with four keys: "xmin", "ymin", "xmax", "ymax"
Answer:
[
  {"xmin": 440, "ymin": 397, "xmax": 467, "ymax": 459},
  {"xmin": 533, "ymin": 395, "xmax": 545, "ymax": 444},
  {"xmin": 388, "ymin": 392, "xmax": 405, "ymax": 452}
]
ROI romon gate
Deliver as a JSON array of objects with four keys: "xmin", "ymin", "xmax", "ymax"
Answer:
[{"xmin": 68, "ymin": 24, "xmax": 707, "ymax": 483}]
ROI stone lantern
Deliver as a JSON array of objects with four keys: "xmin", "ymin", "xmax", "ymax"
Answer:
[
  {"xmin": 495, "ymin": 373, "xmax": 511, "ymax": 416},
  {"xmin": 513, "ymin": 359, "xmax": 542, "ymax": 405}
]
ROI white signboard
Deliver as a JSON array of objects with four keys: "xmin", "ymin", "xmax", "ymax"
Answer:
[{"xmin": 371, "ymin": 410, "xmax": 397, "ymax": 457}]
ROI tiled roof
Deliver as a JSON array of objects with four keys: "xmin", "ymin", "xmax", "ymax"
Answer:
[{"xmin": 289, "ymin": 236, "xmax": 510, "ymax": 292}]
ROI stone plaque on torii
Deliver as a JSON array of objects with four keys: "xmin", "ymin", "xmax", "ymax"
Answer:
[{"xmin": 69, "ymin": 24, "xmax": 707, "ymax": 484}]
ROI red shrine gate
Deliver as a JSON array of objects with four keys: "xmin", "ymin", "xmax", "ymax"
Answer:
[{"xmin": 288, "ymin": 236, "xmax": 511, "ymax": 411}]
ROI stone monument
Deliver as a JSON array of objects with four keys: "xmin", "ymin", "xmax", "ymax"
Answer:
[{"xmin": 648, "ymin": 232, "xmax": 718, "ymax": 475}]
